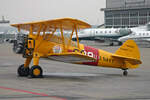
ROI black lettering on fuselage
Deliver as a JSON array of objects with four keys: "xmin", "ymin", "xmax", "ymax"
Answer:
[
  {"xmin": 126, "ymin": 45, "xmax": 134, "ymax": 48},
  {"xmin": 101, "ymin": 56, "xmax": 114, "ymax": 63},
  {"xmin": 99, "ymin": 56, "xmax": 102, "ymax": 60}
]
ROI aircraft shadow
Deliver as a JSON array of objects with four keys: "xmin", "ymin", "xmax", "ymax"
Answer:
[
  {"xmin": 42, "ymin": 73, "xmax": 99, "ymax": 82},
  {"xmin": 29, "ymin": 72, "xmax": 140, "ymax": 81}
]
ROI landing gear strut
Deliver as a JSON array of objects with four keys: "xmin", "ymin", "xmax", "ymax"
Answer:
[{"xmin": 122, "ymin": 69, "xmax": 128, "ymax": 76}]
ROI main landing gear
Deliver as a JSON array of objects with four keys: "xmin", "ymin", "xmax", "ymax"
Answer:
[
  {"xmin": 30, "ymin": 65, "xmax": 43, "ymax": 78},
  {"xmin": 17, "ymin": 64, "xmax": 43, "ymax": 78},
  {"xmin": 122, "ymin": 69, "xmax": 128, "ymax": 76},
  {"xmin": 17, "ymin": 64, "xmax": 30, "ymax": 76},
  {"xmin": 109, "ymin": 42, "xmax": 114, "ymax": 46}
]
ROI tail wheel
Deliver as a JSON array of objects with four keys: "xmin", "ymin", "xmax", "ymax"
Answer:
[
  {"xmin": 17, "ymin": 64, "xmax": 30, "ymax": 76},
  {"xmin": 30, "ymin": 65, "xmax": 43, "ymax": 78},
  {"xmin": 123, "ymin": 70, "xmax": 128, "ymax": 76}
]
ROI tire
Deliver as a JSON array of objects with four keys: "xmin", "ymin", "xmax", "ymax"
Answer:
[
  {"xmin": 30, "ymin": 65, "xmax": 43, "ymax": 78},
  {"xmin": 109, "ymin": 43, "xmax": 114, "ymax": 46},
  {"xmin": 123, "ymin": 70, "xmax": 128, "ymax": 76},
  {"xmin": 17, "ymin": 64, "xmax": 30, "ymax": 76}
]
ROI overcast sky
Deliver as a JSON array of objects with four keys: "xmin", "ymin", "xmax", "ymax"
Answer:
[{"xmin": 0, "ymin": 0, "xmax": 106, "ymax": 25}]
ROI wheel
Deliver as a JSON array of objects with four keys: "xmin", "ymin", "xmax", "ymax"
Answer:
[
  {"xmin": 30, "ymin": 65, "xmax": 43, "ymax": 78},
  {"xmin": 123, "ymin": 70, "xmax": 128, "ymax": 76},
  {"xmin": 15, "ymin": 46, "xmax": 23, "ymax": 54},
  {"xmin": 109, "ymin": 43, "xmax": 114, "ymax": 46},
  {"xmin": 17, "ymin": 64, "xmax": 30, "ymax": 76},
  {"xmin": 118, "ymin": 42, "xmax": 123, "ymax": 46}
]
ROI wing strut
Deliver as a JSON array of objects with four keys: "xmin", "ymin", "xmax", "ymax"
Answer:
[
  {"xmin": 74, "ymin": 24, "xmax": 80, "ymax": 49},
  {"xmin": 60, "ymin": 24, "xmax": 66, "ymax": 52},
  {"xmin": 68, "ymin": 27, "xmax": 75, "ymax": 48},
  {"xmin": 17, "ymin": 25, "xmax": 21, "ymax": 32}
]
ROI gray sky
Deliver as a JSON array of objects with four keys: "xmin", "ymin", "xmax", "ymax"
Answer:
[{"xmin": 0, "ymin": 0, "xmax": 106, "ymax": 25}]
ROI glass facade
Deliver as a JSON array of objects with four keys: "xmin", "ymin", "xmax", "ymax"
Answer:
[{"xmin": 103, "ymin": 0, "xmax": 150, "ymax": 28}]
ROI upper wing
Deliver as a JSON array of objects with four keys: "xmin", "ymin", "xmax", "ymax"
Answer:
[
  {"xmin": 47, "ymin": 52, "xmax": 96, "ymax": 63},
  {"xmin": 11, "ymin": 18, "xmax": 91, "ymax": 32}
]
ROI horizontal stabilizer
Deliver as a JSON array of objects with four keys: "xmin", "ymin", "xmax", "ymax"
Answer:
[
  {"xmin": 48, "ymin": 53, "xmax": 96, "ymax": 63},
  {"xmin": 112, "ymin": 54, "xmax": 142, "ymax": 65}
]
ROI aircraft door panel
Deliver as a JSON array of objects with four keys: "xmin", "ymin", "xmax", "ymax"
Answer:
[{"xmin": 91, "ymin": 30, "xmax": 95, "ymax": 36}]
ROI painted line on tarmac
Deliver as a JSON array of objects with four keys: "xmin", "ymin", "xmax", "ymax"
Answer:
[{"xmin": 0, "ymin": 86, "xmax": 67, "ymax": 100}]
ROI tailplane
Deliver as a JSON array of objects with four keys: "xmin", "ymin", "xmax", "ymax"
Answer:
[{"xmin": 113, "ymin": 40, "xmax": 142, "ymax": 69}]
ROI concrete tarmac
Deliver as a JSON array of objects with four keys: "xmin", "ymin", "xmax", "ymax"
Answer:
[{"xmin": 0, "ymin": 42, "xmax": 150, "ymax": 100}]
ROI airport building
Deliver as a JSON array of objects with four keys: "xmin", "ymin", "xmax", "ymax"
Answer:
[{"xmin": 101, "ymin": 0, "xmax": 150, "ymax": 28}]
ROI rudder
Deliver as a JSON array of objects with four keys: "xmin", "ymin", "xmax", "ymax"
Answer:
[
  {"xmin": 115, "ymin": 40, "xmax": 141, "ymax": 69},
  {"xmin": 115, "ymin": 40, "xmax": 140, "ymax": 60}
]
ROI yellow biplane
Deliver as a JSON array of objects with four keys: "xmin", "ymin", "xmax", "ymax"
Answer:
[{"xmin": 11, "ymin": 18, "xmax": 142, "ymax": 78}]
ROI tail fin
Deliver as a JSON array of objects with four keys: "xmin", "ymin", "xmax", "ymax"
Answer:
[
  {"xmin": 114, "ymin": 40, "xmax": 142, "ymax": 69},
  {"xmin": 115, "ymin": 40, "xmax": 140, "ymax": 59}
]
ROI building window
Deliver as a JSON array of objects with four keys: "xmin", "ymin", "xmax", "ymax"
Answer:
[
  {"xmin": 114, "ymin": 18, "xmax": 121, "ymax": 25},
  {"xmin": 113, "ymin": 12, "xmax": 121, "ymax": 17},
  {"xmin": 106, "ymin": 19, "xmax": 113, "ymax": 25},
  {"xmin": 121, "ymin": 11, "xmax": 129, "ymax": 18},
  {"xmin": 122, "ymin": 18, "xmax": 129, "ymax": 25},
  {"xmin": 139, "ymin": 11, "xmax": 147, "ymax": 16},
  {"xmin": 139, "ymin": 17, "xmax": 147, "ymax": 25},
  {"xmin": 130, "ymin": 18, "xmax": 138, "ymax": 25},
  {"xmin": 148, "ymin": 11, "xmax": 150, "ymax": 16},
  {"xmin": 130, "ymin": 11, "xmax": 138, "ymax": 17},
  {"xmin": 148, "ymin": 17, "xmax": 150, "ymax": 22},
  {"xmin": 105, "ymin": 12, "xmax": 113, "ymax": 18}
]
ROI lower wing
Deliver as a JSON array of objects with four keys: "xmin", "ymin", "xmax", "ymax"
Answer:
[{"xmin": 48, "ymin": 53, "xmax": 96, "ymax": 63}]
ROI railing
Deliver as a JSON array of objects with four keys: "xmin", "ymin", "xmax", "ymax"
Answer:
[{"xmin": 101, "ymin": 4, "xmax": 150, "ymax": 11}]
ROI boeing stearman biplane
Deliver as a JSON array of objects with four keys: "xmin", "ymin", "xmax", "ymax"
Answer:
[{"xmin": 11, "ymin": 18, "xmax": 142, "ymax": 78}]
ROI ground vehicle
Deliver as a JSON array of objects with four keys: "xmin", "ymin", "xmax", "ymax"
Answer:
[{"xmin": 12, "ymin": 33, "xmax": 27, "ymax": 54}]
